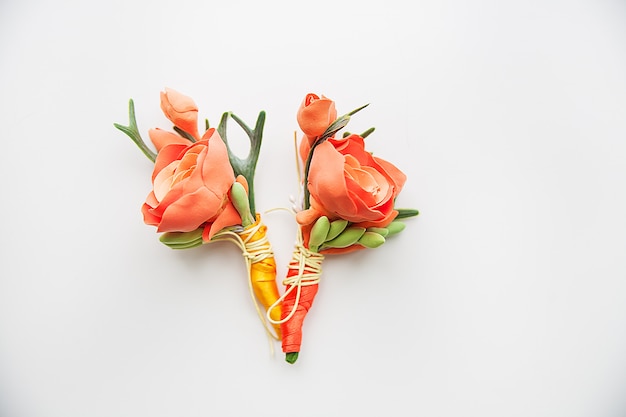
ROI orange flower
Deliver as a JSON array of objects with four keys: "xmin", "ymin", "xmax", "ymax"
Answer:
[
  {"xmin": 141, "ymin": 128, "xmax": 241, "ymax": 241},
  {"xmin": 297, "ymin": 93, "xmax": 337, "ymax": 160},
  {"xmin": 297, "ymin": 134, "xmax": 406, "ymax": 232},
  {"xmin": 159, "ymin": 87, "xmax": 200, "ymax": 140}
]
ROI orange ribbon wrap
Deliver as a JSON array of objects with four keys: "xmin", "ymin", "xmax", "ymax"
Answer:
[
  {"xmin": 276, "ymin": 237, "xmax": 325, "ymax": 356},
  {"xmin": 238, "ymin": 214, "xmax": 282, "ymax": 339}
]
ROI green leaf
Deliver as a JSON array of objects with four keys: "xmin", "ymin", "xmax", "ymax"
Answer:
[
  {"xmin": 360, "ymin": 127, "xmax": 375, "ymax": 138},
  {"xmin": 218, "ymin": 111, "xmax": 266, "ymax": 215},
  {"xmin": 347, "ymin": 103, "xmax": 370, "ymax": 116},
  {"xmin": 173, "ymin": 126, "xmax": 196, "ymax": 142},
  {"xmin": 113, "ymin": 99, "xmax": 156, "ymax": 162},
  {"xmin": 396, "ymin": 208, "xmax": 419, "ymax": 219}
]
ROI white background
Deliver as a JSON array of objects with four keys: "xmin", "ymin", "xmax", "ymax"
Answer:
[{"xmin": 1, "ymin": 0, "xmax": 625, "ymax": 416}]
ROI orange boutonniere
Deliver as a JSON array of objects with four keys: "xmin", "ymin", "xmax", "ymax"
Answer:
[
  {"xmin": 115, "ymin": 88, "xmax": 282, "ymax": 341},
  {"xmin": 269, "ymin": 93, "xmax": 419, "ymax": 363}
]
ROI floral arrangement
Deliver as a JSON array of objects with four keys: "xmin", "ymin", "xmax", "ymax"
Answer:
[
  {"xmin": 114, "ymin": 89, "xmax": 418, "ymax": 364},
  {"xmin": 114, "ymin": 88, "xmax": 282, "ymax": 340},
  {"xmin": 266, "ymin": 93, "xmax": 419, "ymax": 363}
]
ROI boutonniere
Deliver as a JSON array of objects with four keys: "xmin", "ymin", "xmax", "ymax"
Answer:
[
  {"xmin": 114, "ymin": 88, "xmax": 282, "ymax": 342},
  {"xmin": 270, "ymin": 93, "xmax": 419, "ymax": 363}
]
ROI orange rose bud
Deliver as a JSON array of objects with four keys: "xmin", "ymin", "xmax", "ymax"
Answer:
[
  {"xmin": 296, "ymin": 93, "xmax": 337, "ymax": 138},
  {"xmin": 160, "ymin": 87, "xmax": 200, "ymax": 140}
]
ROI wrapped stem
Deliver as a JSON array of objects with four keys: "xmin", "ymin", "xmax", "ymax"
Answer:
[
  {"xmin": 237, "ymin": 214, "xmax": 282, "ymax": 339},
  {"xmin": 269, "ymin": 231, "xmax": 324, "ymax": 363}
]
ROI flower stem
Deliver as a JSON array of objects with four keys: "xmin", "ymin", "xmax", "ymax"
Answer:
[{"xmin": 285, "ymin": 352, "xmax": 299, "ymax": 364}]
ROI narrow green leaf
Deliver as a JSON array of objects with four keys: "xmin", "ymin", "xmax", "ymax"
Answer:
[
  {"xmin": 396, "ymin": 208, "xmax": 419, "ymax": 219},
  {"xmin": 347, "ymin": 103, "xmax": 369, "ymax": 116},
  {"xmin": 360, "ymin": 127, "xmax": 375, "ymax": 138},
  {"xmin": 220, "ymin": 111, "xmax": 265, "ymax": 215},
  {"xmin": 230, "ymin": 112, "xmax": 254, "ymax": 138},
  {"xmin": 173, "ymin": 126, "xmax": 196, "ymax": 142},
  {"xmin": 113, "ymin": 99, "xmax": 157, "ymax": 162}
]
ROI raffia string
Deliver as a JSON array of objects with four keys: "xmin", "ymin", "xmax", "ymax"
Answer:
[
  {"xmin": 212, "ymin": 219, "xmax": 280, "ymax": 349},
  {"xmin": 267, "ymin": 229, "xmax": 324, "ymax": 325}
]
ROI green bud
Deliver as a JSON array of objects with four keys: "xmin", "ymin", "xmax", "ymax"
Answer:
[
  {"xmin": 230, "ymin": 181, "xmax": 253, "ymax": 227},
  {"xmin": 366, "ymin": 227, "xmax": 389, "ymax": 237},
  {"xmin": 159, "ymin": 228, "xmax": 204, "ymax": 249},
  {"xmin": 326, "ymin": 219, "xmax": 349, "ymax": 241},
  {"xmin": 386, "ymin": 221, "xmax": 406, "ymax": 236},
  {"xmin": 323, "ymin": 227, "xmax": 366, "ymax": 248},
  {"xmin": 309, "ymin": 216, "xmax": 331, "ymax": 252},
  {"xmin": 358, "ymin": 231, "xmax": 386, "ymax": 248}
]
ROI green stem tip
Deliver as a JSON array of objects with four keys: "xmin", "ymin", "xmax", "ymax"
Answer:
[{"xmin": 285, "ymin": 352, "xmax": 299, "ymax": 364}]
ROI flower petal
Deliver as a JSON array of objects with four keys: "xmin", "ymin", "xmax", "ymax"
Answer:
[
  {"xmin": 141, "ymin": 194, "xmax": 161, "ymax": 227},
  {"xmin": 197, "ymin": 134, "xmax": 236, "ymax": 197},
  {"xmin": 153, "ymin": 160, "xmax": 180, "ymax": 202},
  {"xmin": 296, "ymin": 207, "xmax": 324, "ymax": 226},
  {"xmin": 308, "ymin": 141, "xmax": 358, "ymax": 218},
  {"xmin": 149, "ymin": 128, "xmax": 193, "ymax": 152},
  {"xmin": 152, "ymin": 143, "xmax": 189, "ymax": 181},
  {"xmin": 156, "ymin": 187, "xmax": 224, "ymax": 233},
  {"xmin": 202, "ymin": 200, "xmax": 242, "ymax": 241},
  {"xmin": 374, "ymin": 156, "xmax": 407, "ymax": 191}
]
